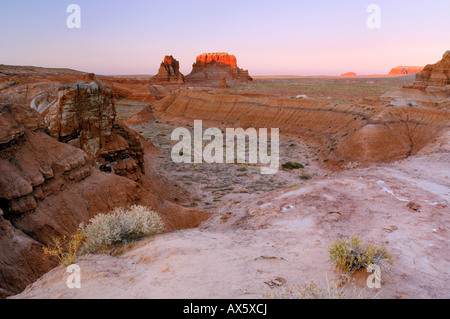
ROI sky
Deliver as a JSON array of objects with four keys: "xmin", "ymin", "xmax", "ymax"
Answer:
[{"xmin": 0, "ymin": 0, "xmax": 449, "ymax": 76}]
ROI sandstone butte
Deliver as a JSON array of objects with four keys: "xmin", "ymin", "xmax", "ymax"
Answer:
[
  {"xmin": 0, "ymin": 68, "xmax": 212, "ymax": 297},
  {"xmin": 340, "ymin": 72, "xmax": 357, "ymax": 77},
  {"xmin": 388, "ymin": 66, "xmax": 424, "ymax": 76},
  {"xmin": 151, "ymin": 55, "xmax": 185, "ymax": 84},
  {"xmin": 185, "ymin": 52, "xmax": 253, "ymax": 84}
]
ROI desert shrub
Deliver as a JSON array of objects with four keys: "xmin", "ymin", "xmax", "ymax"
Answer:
[
  {"xmin": 80, "ymin": 205, "xmax": 165, "ymax": 253},
  {"xmin": 43, "ymin": 233, "xmax": 85, "ymax": 267},
  {"xmin": 300, "ymin": 174, "xmax": 312, "ymax": 180},
  {"xmin": 281, "ymin": 162, "xmax": 304, "ymax": 170},
  {"xmin": 329, "ymin": 235, "xmax": 392, "ymax": 275}
]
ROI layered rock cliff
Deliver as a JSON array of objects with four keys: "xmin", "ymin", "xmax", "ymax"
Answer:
[
  {"xmin": 388, "ymin": 66, "xmax": 424, "ymax": 76},
  {"xmin": 32, "ymin": 75, "xmax": 145, "ymax": 181},
  {"xmin": 383, "ymin": 51, "xmax": 450, "ymax": 106},
  {"xmin": 150, "ymin": 89, "xmax": 449, "ymax": 164},
  {"xmin": 185, "ymin": 52, "xmax": 252, "ymax": 84}
]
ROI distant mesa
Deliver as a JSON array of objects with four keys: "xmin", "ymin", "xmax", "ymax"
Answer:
[
  {"xmin": 340, "ymin": 72, "xmax": 357, "ymax": 77},
  {"xmin": 185, "ymin": 52, "xmax": 252, "ymax": 84},
  {"xmin": 382, "ymin": 50, "xmax": 450, "ymax": 106},
  {"xmin": 151, "ymin": 55, "xmax": 185, "ymax": 84},
  {"xmin": 388, "ymin": 66, "xmax": 424, "ymax": 76},
  {"xmin": 217, "ymin": 76, "xmax": 229, "ymax": 89}
]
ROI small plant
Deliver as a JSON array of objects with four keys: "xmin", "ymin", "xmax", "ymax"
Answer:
[
  {"xmin": 264, "ymin": 280, "xmax": 369, "ymax": 299},
  {"xmin": 300, "ymin": 174, "xmax": 312, "ymax": 180},
  {"xmin": 329, "ymin": 235, "xmax": 392, "ymax": 275},
  {"xmin": 80, "ymin": 205, "xmax": 165, "ymax": 254},
  {"xmin": 43, "ymin": 232, "xmax": 85, "ymax": 267},
  {"xmin": 281, "ymin": 162, "xmax": 304, "ymax": 170}
]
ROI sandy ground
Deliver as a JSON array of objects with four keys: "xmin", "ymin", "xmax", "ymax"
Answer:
[{"xmin": 12, "ymin": 128, "xmax": 450, "ymax": 299}]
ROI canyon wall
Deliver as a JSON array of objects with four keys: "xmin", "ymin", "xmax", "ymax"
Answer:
[{"xmin": 151, "ymin": 89, "xmax": 449, "ymax": 165}]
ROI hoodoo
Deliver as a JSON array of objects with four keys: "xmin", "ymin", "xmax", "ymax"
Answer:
[{"xmin": 185, "ymin": 52, "xmax": 252, "ymax": 84}]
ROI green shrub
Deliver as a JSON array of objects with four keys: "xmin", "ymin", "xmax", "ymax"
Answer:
[
  {"xmin": 80, "ymin": 205, "xmax": 165, "ymax": 253},
  {"xmin": 281, "ymin": 162, "xmax": 304, "ymax": 170},
  {"xmin": 329, "ymin": 235, "xmax": 392, "ymax": 275}
]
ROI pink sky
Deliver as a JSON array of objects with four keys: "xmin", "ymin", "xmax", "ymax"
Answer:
[{"xmin": 1, "ymin": 0, "xmax": 449, "ymax": 75}]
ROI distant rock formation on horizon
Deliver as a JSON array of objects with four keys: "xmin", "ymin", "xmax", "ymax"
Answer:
[
  {"xmin": 185, "ymin": 52, "xmax": 252, "ymax": 84},
  {"xmin": 388, "ymin": 66, "xmax": 424, "ymax": 76},
  {"xmin": 151, "ymin": 55, "xmax": 185, "ymax": 84},
  {"xmin": 340, "ymin": 72, "xmax": 357, "ymax": 77}
]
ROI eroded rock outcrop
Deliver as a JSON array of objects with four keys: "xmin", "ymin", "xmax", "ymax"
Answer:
[
  {"xmin": 151, "ymin": 56, "xmax": 185, "ymax": 84},
  {"xmin": 185, "ymin": 52, "xmax": 252, "ymax": 84},
  {"xmin": 0, "ymin": 103, "xmax": 141, "ymax": 297},
  {"xmin": 340, "ymin": 72, "xmax": 357, "ymax": 77},
  {"xmin": 32, "ymin": 75, "xmax": 145, "ymax": 181},
  {"xmin": 388, "ymin": 66, "xmax": 424, "ymax": 76},
  {"xmin": 412, "ymin": 51, "xmax": 450, "ymax": 88}
]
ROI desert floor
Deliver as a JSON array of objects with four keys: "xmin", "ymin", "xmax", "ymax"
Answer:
[{"xmin": 13, "ymin": 77, "xmax": 449, "ymax": 299}]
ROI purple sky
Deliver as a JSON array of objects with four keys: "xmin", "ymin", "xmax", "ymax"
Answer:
[{"xmin": 1, "ymin": 0, "xmax": 449, "ymax": 75}]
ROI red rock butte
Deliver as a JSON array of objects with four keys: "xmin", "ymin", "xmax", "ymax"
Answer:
[
  {"xmin": 388, "ymin": 66, "xmax": 424, "ymax": 76},
  {"xmin": 186, "ymin": 52, "xmax": 252, "ymax": 83},
  {"xmin": 195, "ymin": 52, "xmax": 238, "ymax": 68}
]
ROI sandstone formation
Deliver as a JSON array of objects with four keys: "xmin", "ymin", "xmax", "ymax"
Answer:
[
  {"xmin": 218, "ymin": 76, "xmax": 229, "ymax": 88},
  {"xmin": 340, "ymin": 72, "xmax": 357, "ymax": 77},
  {"xmin": 412, "ymin": 51, "xmax": 450, "ymax": 88},
  {"xmin": 31, "ymin": 74, "xmax": 145, "ymax": 181},
  {"xmin": 150, "ymin": 88, "xmax": 449, "ymax": 164},
  {"xmin": 151, "ymin": 56, "xmax": 185, "ymax": 84},
  {"xmin": 388, "ymin": 66, "xmax": 424, "ymax": 77},
  {"xmin": 0, "ymin": 103, "xmax": 141, "ymax": 297},
  {"xmin": 383, "ymin": 51, "xmax": 450, "ymax": 106},
  {"xmin": 185, "ymin": 52, "xmax": 252, "ymax": 84}
]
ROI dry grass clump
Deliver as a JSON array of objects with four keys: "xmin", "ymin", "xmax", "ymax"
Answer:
[
  {"xmin": 329, "ymin": 235, "xmax": 392, "ymax": 275},
  {"xmin": 43, "ymin": 233, "xmax": 85, "ymax": 267},
  {"xmin": 80, "ymin": 205, "xmax": 165, "ymax": 254}
]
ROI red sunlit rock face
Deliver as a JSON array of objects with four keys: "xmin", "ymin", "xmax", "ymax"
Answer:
[
  {"xmin": 340, "ymin": 72, "xmax": 357, "ymax": 77},
  {"xmin": 388, "ymin": 66, "xmax": 424, "ymax": 76},
  {"xmin": 186, "ymin": 52, "xmax": 252, "ymax": 84}
]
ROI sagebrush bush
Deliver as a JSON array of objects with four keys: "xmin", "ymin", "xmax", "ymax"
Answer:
[
  {"xmin": 329, "ymin": 235, "xmax": 392, "ymax": 275},
  {"xmin": 281, "ymin": 162, "xmax": 304, "ymax": 170},
  {"xmin": 80, "ymin": 205, "xmax": 165, "ymax": 253}
]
